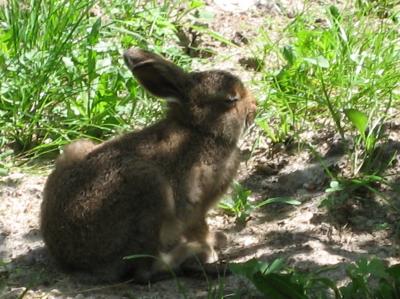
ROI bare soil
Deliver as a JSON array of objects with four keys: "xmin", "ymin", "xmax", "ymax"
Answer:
[{"xmin": 1, "ymin": 1, "xmax": 399, "ymax": 298}]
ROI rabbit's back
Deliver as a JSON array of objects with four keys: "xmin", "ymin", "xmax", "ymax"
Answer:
[
  {"xmin": 41, "ymin": 122, "xmax": 181, "ymax": 272},
  {"xmin": 41, "ymin": 119, "xmax": 240, "ymax": 277}
]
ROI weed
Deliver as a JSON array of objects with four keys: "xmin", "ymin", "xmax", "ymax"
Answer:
[
  {"xmin": 253, "ymin": 4, "xmax": 399, "ymax": 215},
  {"xmin": 321, "ymin": 175, "xmax": 400, "ymax": 216},
  {"xmin": 230, "ymin": 257, "xmax": 400, "ymax": 299},
  {"xmin": 219, "ymin": 182, "xmax": 254, "ymax": 223},
  {"xmin": 0, "ymin": 260, "xmax": 7, "ymax": 294},
  {"xmin": 0, "ymin": 149, "xmax": 13, "ymax": 176},
  {"xmin": 219, "ymin": 182, "xmax": 300, "ymax": 223},
  {"xmin": 341, "ymin": 258, "xmax": 400, "ymax": 299},
  {"xmin": 356, "ymin": 0, "xmax": 399, "ymax": 18},
  {"xmin": 255, "ymin": 5, "xmax": 399, "ymax": 166},
  {"xmin": 0, "ymin": 0, "xmax": 197, "ymax": 158}
]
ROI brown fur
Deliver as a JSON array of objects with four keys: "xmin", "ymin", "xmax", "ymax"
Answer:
[
  {"xmin": 40, "ymin": 48, "xmax": 257, "ymax": 283},
  {"xmin": 55, "ymin": 140, "xmax": 97, "ymax": 169}
]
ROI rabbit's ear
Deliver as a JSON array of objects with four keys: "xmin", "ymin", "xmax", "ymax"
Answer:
[{"xmin": 123, "ymin": 48, "xmax": 188, "ymax": 102}]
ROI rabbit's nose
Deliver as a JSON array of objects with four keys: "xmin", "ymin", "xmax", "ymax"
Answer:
[
  {"xmin": 123, "ymin": 48, "xmax": 140, "ymax": 68},
  {"xmin": 249, "ymin": 95, "xmax": 257, "ymax": 113},
  {"xmin": 245, "ymin": 96, "xmax": 257, "ymax": 127},
  {"xmin": 123, "ymin": 48, "xmax": 151, "ymax": 70},
  {"xmin": 251, "ymin": 101, "xmax": 257, "ymax": 112},
  {"xmin": 246, "ymin": 110, "xmax": 256, "ymax": 127},
  {"xmin": 123, "ymin": 50, "xmax": 132, "ymax": 67}
]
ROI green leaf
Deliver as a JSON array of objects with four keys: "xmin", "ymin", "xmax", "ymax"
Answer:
[
  {"xmin": 325, "ymin": 180, "xmax": 344, "ymax": 193},
  {"xmin": 374, "ymin": 222, "xmax": 389, "ymax": 231},
  {"xmin": 0, "ymin": 167, "xmax": 8, "ymax": 176},
  {"xmin": 256, "ymin": 118, "xmax": 277, "ymax": 142},
  {"xmin": 354, "ymin": 258, "xmax": 369, "ymax": 275},
  {"xmin": 330, "ymin": 180, "xmax": 340, "ymax": 188},
  {"xmin": 218, "ymin": 200, "xmax": 234, "ymax": 212},
  {"xmin": 344, "ymin": 108, "xmax": 368, "ymax": 135},
  {"xmin": 264, "ymin": 258, "xmax": 286, "ymax": 274},
  {"xmin": 309, "ymin": 277, "xmax": 341, "ymax": 297},
  {"xmin": 377, "ymin": 282, "xmax": 394, "ymax": 299},
  {"xmin": 191, "ymin": 24, "xmax": 236, "ymax": 46},
  {"xmin": 365, "ymin": 135, "xmax": 376, "ymax": 152},
  {"xmin": 283, "ymin": 45, "xmax": 295, "ymax": 66},
  {"xmin": 196, "ymin": 9, "xmax": 214, "ymax": 20},
  {"xmin": 304, "ymin": 56, "xmax": 330, "ymax": 68},
  {"xmin": 123, "ymin": 254, "xmax": 155, "ymax": 260},
  {"xmin": 329, "ymin": 5, "xmax": 341, "ymax": 20},
  {"xmin": 62, "ymin": 56, "xmax": 75, "ymax": 70},
  {"xmin": 256, "ymin": 197, "xmax": 301, "ymax": 208},
  {"xmin": 230, "ymin": 259, "xmax": 269, "ymax": 279},
  {"xmin": 387, "ymin": 264, "xmax": 400, "ymax": 280},
  {"xmin": 368, "ymin": 258, "xmax": 389, "ymax": 280},
  {"xmin": 253, "ymin": 273, "xmax": 308, "ymax": 299},
  {"xmin": 190, "ymin": 0, "xmax": 204, "ymax": 9},
  {"xmin": 88, "ymin": 18, "xmax": 102, "ymax": 46}
]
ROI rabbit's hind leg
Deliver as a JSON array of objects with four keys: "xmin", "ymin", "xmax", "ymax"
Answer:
[
  {"xmin": 132, "ymin": 240, "xmax": 204, "ymax": 284},
  {"xmin": 152, "ymin": 239, "xmax": 230, "ymax": 281},
  {"xmin": 152, "ymin": 239, "xmax": 209, "ymax": 274},
  {"xmin": 183, "ymin": 218, "xmax": 226, "ymax": 263}
]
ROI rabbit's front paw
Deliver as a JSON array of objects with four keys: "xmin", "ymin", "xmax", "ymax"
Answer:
[
  {"xmin": 204, "ymin": 246, "xmax": 219, "ymax": 264},
  {"xmin": 211, "ymin": 231, "xmax": 228, "ymax": 250}
]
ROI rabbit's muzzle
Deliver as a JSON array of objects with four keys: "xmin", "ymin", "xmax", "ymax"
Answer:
[{"xmin": 245, "ymin": 95, "xmax": 257, "ymax": 127}]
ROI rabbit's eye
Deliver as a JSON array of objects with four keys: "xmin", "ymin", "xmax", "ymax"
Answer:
[{"xmin": 225, "ymin": 95, "xmax": 239, "ymax": 105}]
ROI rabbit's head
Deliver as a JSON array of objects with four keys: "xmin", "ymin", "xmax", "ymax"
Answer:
[{"xmin": 124, "ymin": 48, "xmax": 257, "ymax": 143}]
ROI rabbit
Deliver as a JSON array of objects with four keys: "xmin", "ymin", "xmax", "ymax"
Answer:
[{"xmin": 40, "ymin": 48, "xmax": 257, "ymax": 283}]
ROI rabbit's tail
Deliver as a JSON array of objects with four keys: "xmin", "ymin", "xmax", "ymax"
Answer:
[{"xmin": 56, "ymin": 140, "xmax": 96, "ymax": 169}]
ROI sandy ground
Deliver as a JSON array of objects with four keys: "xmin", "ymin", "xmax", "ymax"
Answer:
[
  {"xmin": 1, "ymin": 124, "xmax": 399, "ymax": 298},
  {"xmin": 1, "ymin": 0, "xmax": 400, "ymax": 298}
]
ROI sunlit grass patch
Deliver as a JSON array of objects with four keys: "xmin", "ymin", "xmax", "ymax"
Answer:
[{"xmin": 0, "ymin": 0, "xmax": 197, "ymax": 158}]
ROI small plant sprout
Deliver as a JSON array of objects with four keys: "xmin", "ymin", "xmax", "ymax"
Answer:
[{"xmin": 219, "ymin": 182, "xmax": 300, "ymax": 223}]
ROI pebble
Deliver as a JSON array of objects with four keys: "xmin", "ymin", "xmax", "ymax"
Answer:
[
  {"xmin": 255, "ymin": 164, "xmax": 279, "ymax": 175},
  {"xmin": 6, "ymin": 172, "xmax": 24, "ymax": 184},
  {"xmin": 214, "ymin": 0, "xmax": 258, "ymax": 12}
]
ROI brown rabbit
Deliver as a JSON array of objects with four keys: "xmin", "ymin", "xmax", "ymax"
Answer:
[{"xmin": 40, "ymin": 48, "xmax": 257, "ymax": 283}]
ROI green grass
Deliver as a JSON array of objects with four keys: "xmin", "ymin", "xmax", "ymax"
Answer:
[
  {"xmin": 256, "ymin": 4, "xmax": 399, "ymax": 144},
  {"xmin": 0, "ymin": 0, "xmax": 196, "ymax": 159},
  {"xmin": 255, "ymin": 4, "xmax": 399, "ymax": 143},
  {"xmin": 252, "ymin": 3, "xmax": 399, "ymax": 209},
  {"xmin": 219, "ymin": 181, "xmax": 300, "ymax": 223},
  {"xmin": 231, "ymin": 257, "xmax": 400, "ymax": 299}
]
